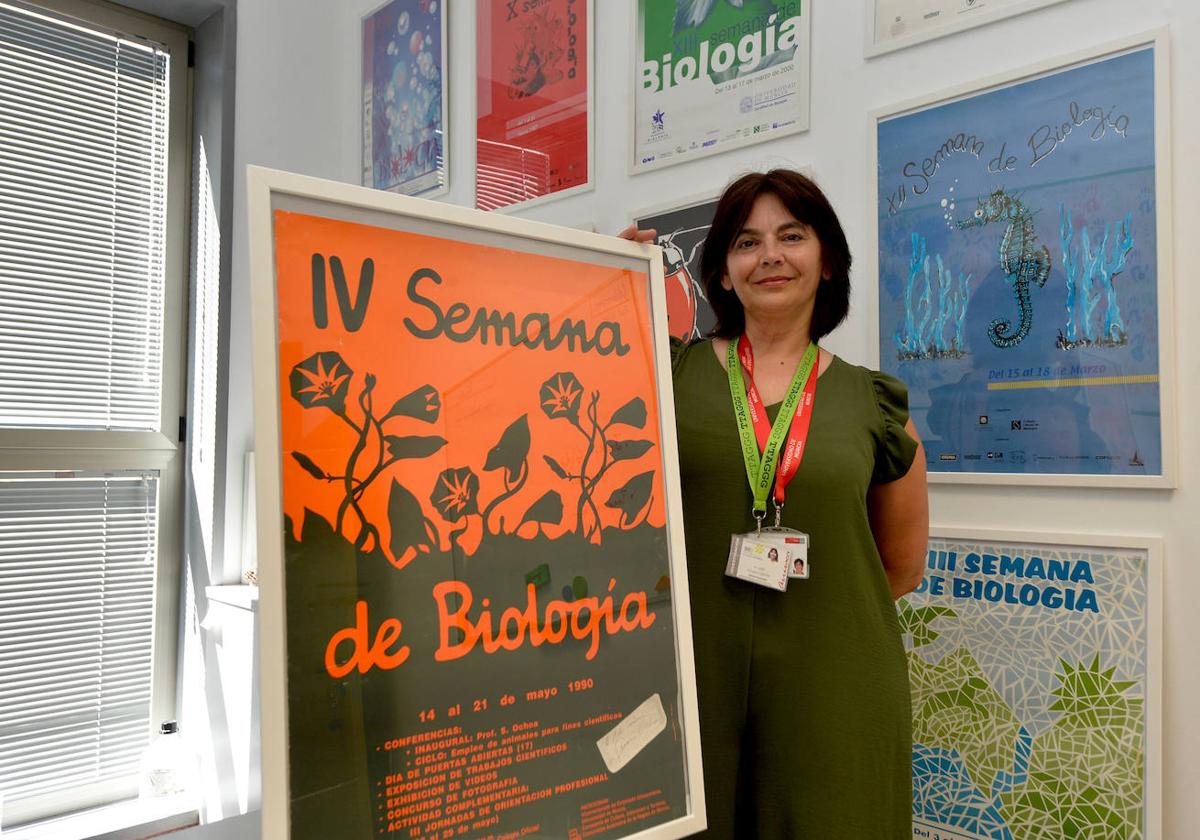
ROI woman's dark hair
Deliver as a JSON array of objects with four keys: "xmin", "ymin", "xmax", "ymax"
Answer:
[{"xmin": 700, "ymin": 169, "xmax": 851, "ymax": 340}]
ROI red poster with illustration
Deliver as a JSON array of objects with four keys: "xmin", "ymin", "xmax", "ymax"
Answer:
[
  {"xmin": 475, "ymin": 0, "xmax": 590, "ymax": 210},
  {"xmin": 258, "ymin": 184, "xmax": 702, "ymax": 840}
]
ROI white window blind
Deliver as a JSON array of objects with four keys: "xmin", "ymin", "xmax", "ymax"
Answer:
[
  {"xmin": 0, "ymin": 0, "xmax": 183, "ymax": 828},
  {"xmin": 0, "ymin": 0, "xmax": 168, "ymax": 432},
  {"xmin": 0, "ymin": 475, "xmax": 159, "ymax": 820}
]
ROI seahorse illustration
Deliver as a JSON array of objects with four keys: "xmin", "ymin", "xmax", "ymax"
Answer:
[{"xmin": 957, "ymin": 188, "xmax": 1050, "ymax": 348}]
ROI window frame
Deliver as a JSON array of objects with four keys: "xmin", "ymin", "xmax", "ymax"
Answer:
[{"xmin": 0, "ymin": 0, "xmax": 191, "ymax": 824}]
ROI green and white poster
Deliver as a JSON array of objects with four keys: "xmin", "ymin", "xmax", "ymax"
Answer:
[
  {"xmin": 633, "ymin": 0, "xmax": 810, "ymax": 173},
  {"xmin": 900, "ymin": 531, "xmax": 1160, "ymax": 839}
]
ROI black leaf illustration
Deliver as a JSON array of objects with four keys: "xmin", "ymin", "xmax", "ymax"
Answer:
[
  {"xmin": 543, "ymin": 454, "xmax": 569, "ymax": 480},
  {"xmin": 291, "ymin": 451, "xmax": 328, "ymax": 480},
  {"xmin": 483, "ymin": 415, "xmax": 530, "ymax": 482},
  {"xmin": 609, "ymin": 397, "xmax": 647, "ymax": 429},
  {"xmin": 604, "ymin": 470, "xmax": 655, "ymax": 527},
  {"xmin": 607, "ymin": 439, "xmax": 654, "ymax": 462},
  {"xmin": 385, "ymin": 435, "xmax": 447, "ymax": 461},
  {"xmin": 387, "ymin": 479, "xmax": 429, "ymax": 559},
  {"xmin": 384, "ymin": 384, "xmax": 440, "ymax": 423},
  {"xmin": 519, "ymin": 490, "xmax": 563, "ymax": 532}
]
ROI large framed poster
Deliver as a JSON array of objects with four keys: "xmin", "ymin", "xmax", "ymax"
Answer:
[
  {"xmin": 866, "ymin": 0, "xmax": 1073, "ymax": 58},
  {"xmin": 871, "ymin": 31, "xmax": 1175, "ymax": 487},
  {"xmin": 248, "ymin": 168, "xmax": 705, "ymax": 839},
  {"xmin": 901, "ymin": 529, "xmax": 1162, "ymax": 839},
  {"xmin": 475, "ymin": 0, "xmax": 593, "ymax": 211},
  {"xmin": 632, "ymin": 0, "xmax": 810, "ymax": 174},
  {"xmin": 632, "ymin": 192, "xmax": 719, "ymax": 341},
  {"xmin": 362, "ymin": 0, "xmax": 448, "ymax": 197}
]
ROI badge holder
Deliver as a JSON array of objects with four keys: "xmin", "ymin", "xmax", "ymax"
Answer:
[{"xmin": 725, "ymin": 504, "xmax": 809, "ymax": 591}]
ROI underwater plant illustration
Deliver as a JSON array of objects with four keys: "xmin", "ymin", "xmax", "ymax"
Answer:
[
  {"xmin": 958, "ymin": 188, "xmax": 1051, "ymax": 349},
  {"xmin": 895, "ymin": 232, "xmax": 972, "ymax": 360},
  {"xmin": 540, "ymin": 372, "xmax": 656, "ymax": 543},
  {"xmin": 288, "ymin": 350, "xmax": 444, "ymax": 560},
  {"xmin": 1057, "ymin": 205, "xmax": 1134, "ymax": 350}
]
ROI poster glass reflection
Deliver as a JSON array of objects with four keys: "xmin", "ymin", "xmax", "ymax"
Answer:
[
  {"xmin": 362, "ymin": 0, "xmax": 448, "ymax": 197},
  {"xmin": 476, "ymin": 0, "xmax": 593, "ymax": 211},
  {"xmin": 902, "ymin": 529, "xmax": 1161, "ymax": 839},
  {"xmin": 249, "ymin": 168, "xmax": 705, "ymax": 840},
  {"xmin": 872, "ymin": 33, "xmax": 1174, "ymax": 487}
]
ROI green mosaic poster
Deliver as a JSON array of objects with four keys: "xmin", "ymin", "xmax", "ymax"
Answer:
[{"xmin": 900, "ymin": 532, "xmax": 1159, "ymax": 839}]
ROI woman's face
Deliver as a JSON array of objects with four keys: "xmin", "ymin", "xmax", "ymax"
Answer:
[{"xmin": 722, "ymin": 192, "xmax": 826, "ymax": 325}]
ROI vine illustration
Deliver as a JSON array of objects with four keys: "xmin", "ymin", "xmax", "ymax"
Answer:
[
  {"xmin": 538, "ymin": 371, "xmax": 656, "ymax": 544},
  {"xmin": 288, "ymin": 350, "xmax": 444, "ymax": 561},
  {"xmin": 289, "ymin": 355, "xmax": 657, "ymax": 563}
]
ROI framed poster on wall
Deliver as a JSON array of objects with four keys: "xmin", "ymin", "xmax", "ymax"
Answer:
[
  {"xmin": 632, "ymin": 192, "xmax": 720, "ymax": 341},
  {"xmin": 475, "ymin": 0, "xmax": 593, "ymax": 211},
  {"xmin": 632, "ymin": 0, "xmax": 810, "ymax": 174},
  {"xmin": 870, "ymin": 30, "xmax": 1175, "ymax": 487},
  {"xmin": 867, "ymin": 0, "xmax": 1074, "ymax": 57},
  {"xmin": 248, "ymin": 168, "xmax": 705, "ymax": 839},
  {"xmin": 901, "ymin": 528, "xmax": 1161, "ymax": 839},
  {"xmin": 362, "ymin": 0, "xmax": 448, "ymax": 197}
]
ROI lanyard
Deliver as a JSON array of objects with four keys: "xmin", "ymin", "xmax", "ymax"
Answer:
[{"xmin": 727, "ymin": 336, "xmax": 818, "ymax": 523}]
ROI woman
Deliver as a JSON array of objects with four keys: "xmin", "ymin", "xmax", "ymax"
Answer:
[{"xmin": 621, "ymin": 169, "xmax": 928, "ymax": 837}]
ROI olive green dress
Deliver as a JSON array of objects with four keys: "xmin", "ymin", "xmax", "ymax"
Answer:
[{"xmin": 672, "ymin": 340, "xmax": 918, "ymax": 839}]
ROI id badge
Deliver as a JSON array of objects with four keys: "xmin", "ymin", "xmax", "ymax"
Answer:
[
  {"xmin": 767, "ymin": 528, "xmax": 809, "ymax": 580},
  {"xmin": 725, "ymin": 532, "xmax": 790, "ymax": 592}
]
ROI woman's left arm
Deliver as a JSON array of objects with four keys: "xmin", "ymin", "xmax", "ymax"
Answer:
[{"xmin": 867, "ymin": 418, "xmax": 929, "ymax": 599}]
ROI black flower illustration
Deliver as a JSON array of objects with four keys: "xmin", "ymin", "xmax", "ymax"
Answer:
[
  {"xmin": 290, "ymin": 351, "xmax": 352, "ymax": 412},
  {"xmin": 539, "ymin": 372, "xmax": 583, "ymax": 422},
  {"xmin": 430, "ymin": 467, "xmax": 480, "ymax": 523}
]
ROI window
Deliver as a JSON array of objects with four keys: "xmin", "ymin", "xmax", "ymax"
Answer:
[{"xmin": 0, "ymin": 0, "xmax": 189, "ymax": 826}]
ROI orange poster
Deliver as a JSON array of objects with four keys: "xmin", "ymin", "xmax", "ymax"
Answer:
[{"xmin": 255, "ymin": 178, "xmax": 702, "ymax": 840}]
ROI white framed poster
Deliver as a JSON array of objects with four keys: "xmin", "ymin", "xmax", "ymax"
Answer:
[
  {"xmin": 867, "ymin": 0, "xmax": 1074, "ymax": 57},
  {"xmin": 361, "ymin": 0, "xmax": 449, "ymax": 197},
  {"xmin": 870, "ymin": 30, "xmax": 1175, "ymax": 487},
  {"xmin": 475, "ymin": 0, "xmax": 594, "ymax": 211},
  {"xmin": 631, "ymin": 191, "xmax": 720, "ymax": 341},
  {"xmin": 247, "ymin": 167, "xmax": 705, "ymax": 839},
  {"xmin": 902, "ymin": 528, "xmax": 1162, "ymax": 839},
  {"xmin": 632, "ymin": 0, "xmax": 810, "ymax": 174}
]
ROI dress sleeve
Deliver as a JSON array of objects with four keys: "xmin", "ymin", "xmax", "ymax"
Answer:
[{"xmin": 870, "ymin": 371, "xmax": 919, "ymax": 484}]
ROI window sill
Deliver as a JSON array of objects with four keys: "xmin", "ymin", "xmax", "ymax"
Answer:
[
  {"xmin": 204, "ymin": 584, "xmax": 258, "ymax": 612},
  {"xmin": 3, "ymin": 795, "xmax": 198, "ymax": 840}
]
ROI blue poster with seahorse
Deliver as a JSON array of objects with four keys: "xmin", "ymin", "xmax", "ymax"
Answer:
[{"xmin": 876, "ymin": 44, "xmax": 1162, "ymax": 478}]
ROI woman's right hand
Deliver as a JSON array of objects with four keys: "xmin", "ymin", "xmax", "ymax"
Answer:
[{"xmin": 617, "ymin": 223, "xmax": 657, "ymax": 244}]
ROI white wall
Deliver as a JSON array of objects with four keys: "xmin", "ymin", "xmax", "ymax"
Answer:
[{"xmin": 223, "ymin": 1, "xmax": 1199, "ymax": 836}]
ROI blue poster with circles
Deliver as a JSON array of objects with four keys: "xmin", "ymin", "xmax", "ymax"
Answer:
[
  {"xmin": 876, "ymin": 42, "xmax": 1166, "ymax": 481},
  {"xmin": 362, "ymin": 0, "xmax": 447, "ymax": 196}
]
